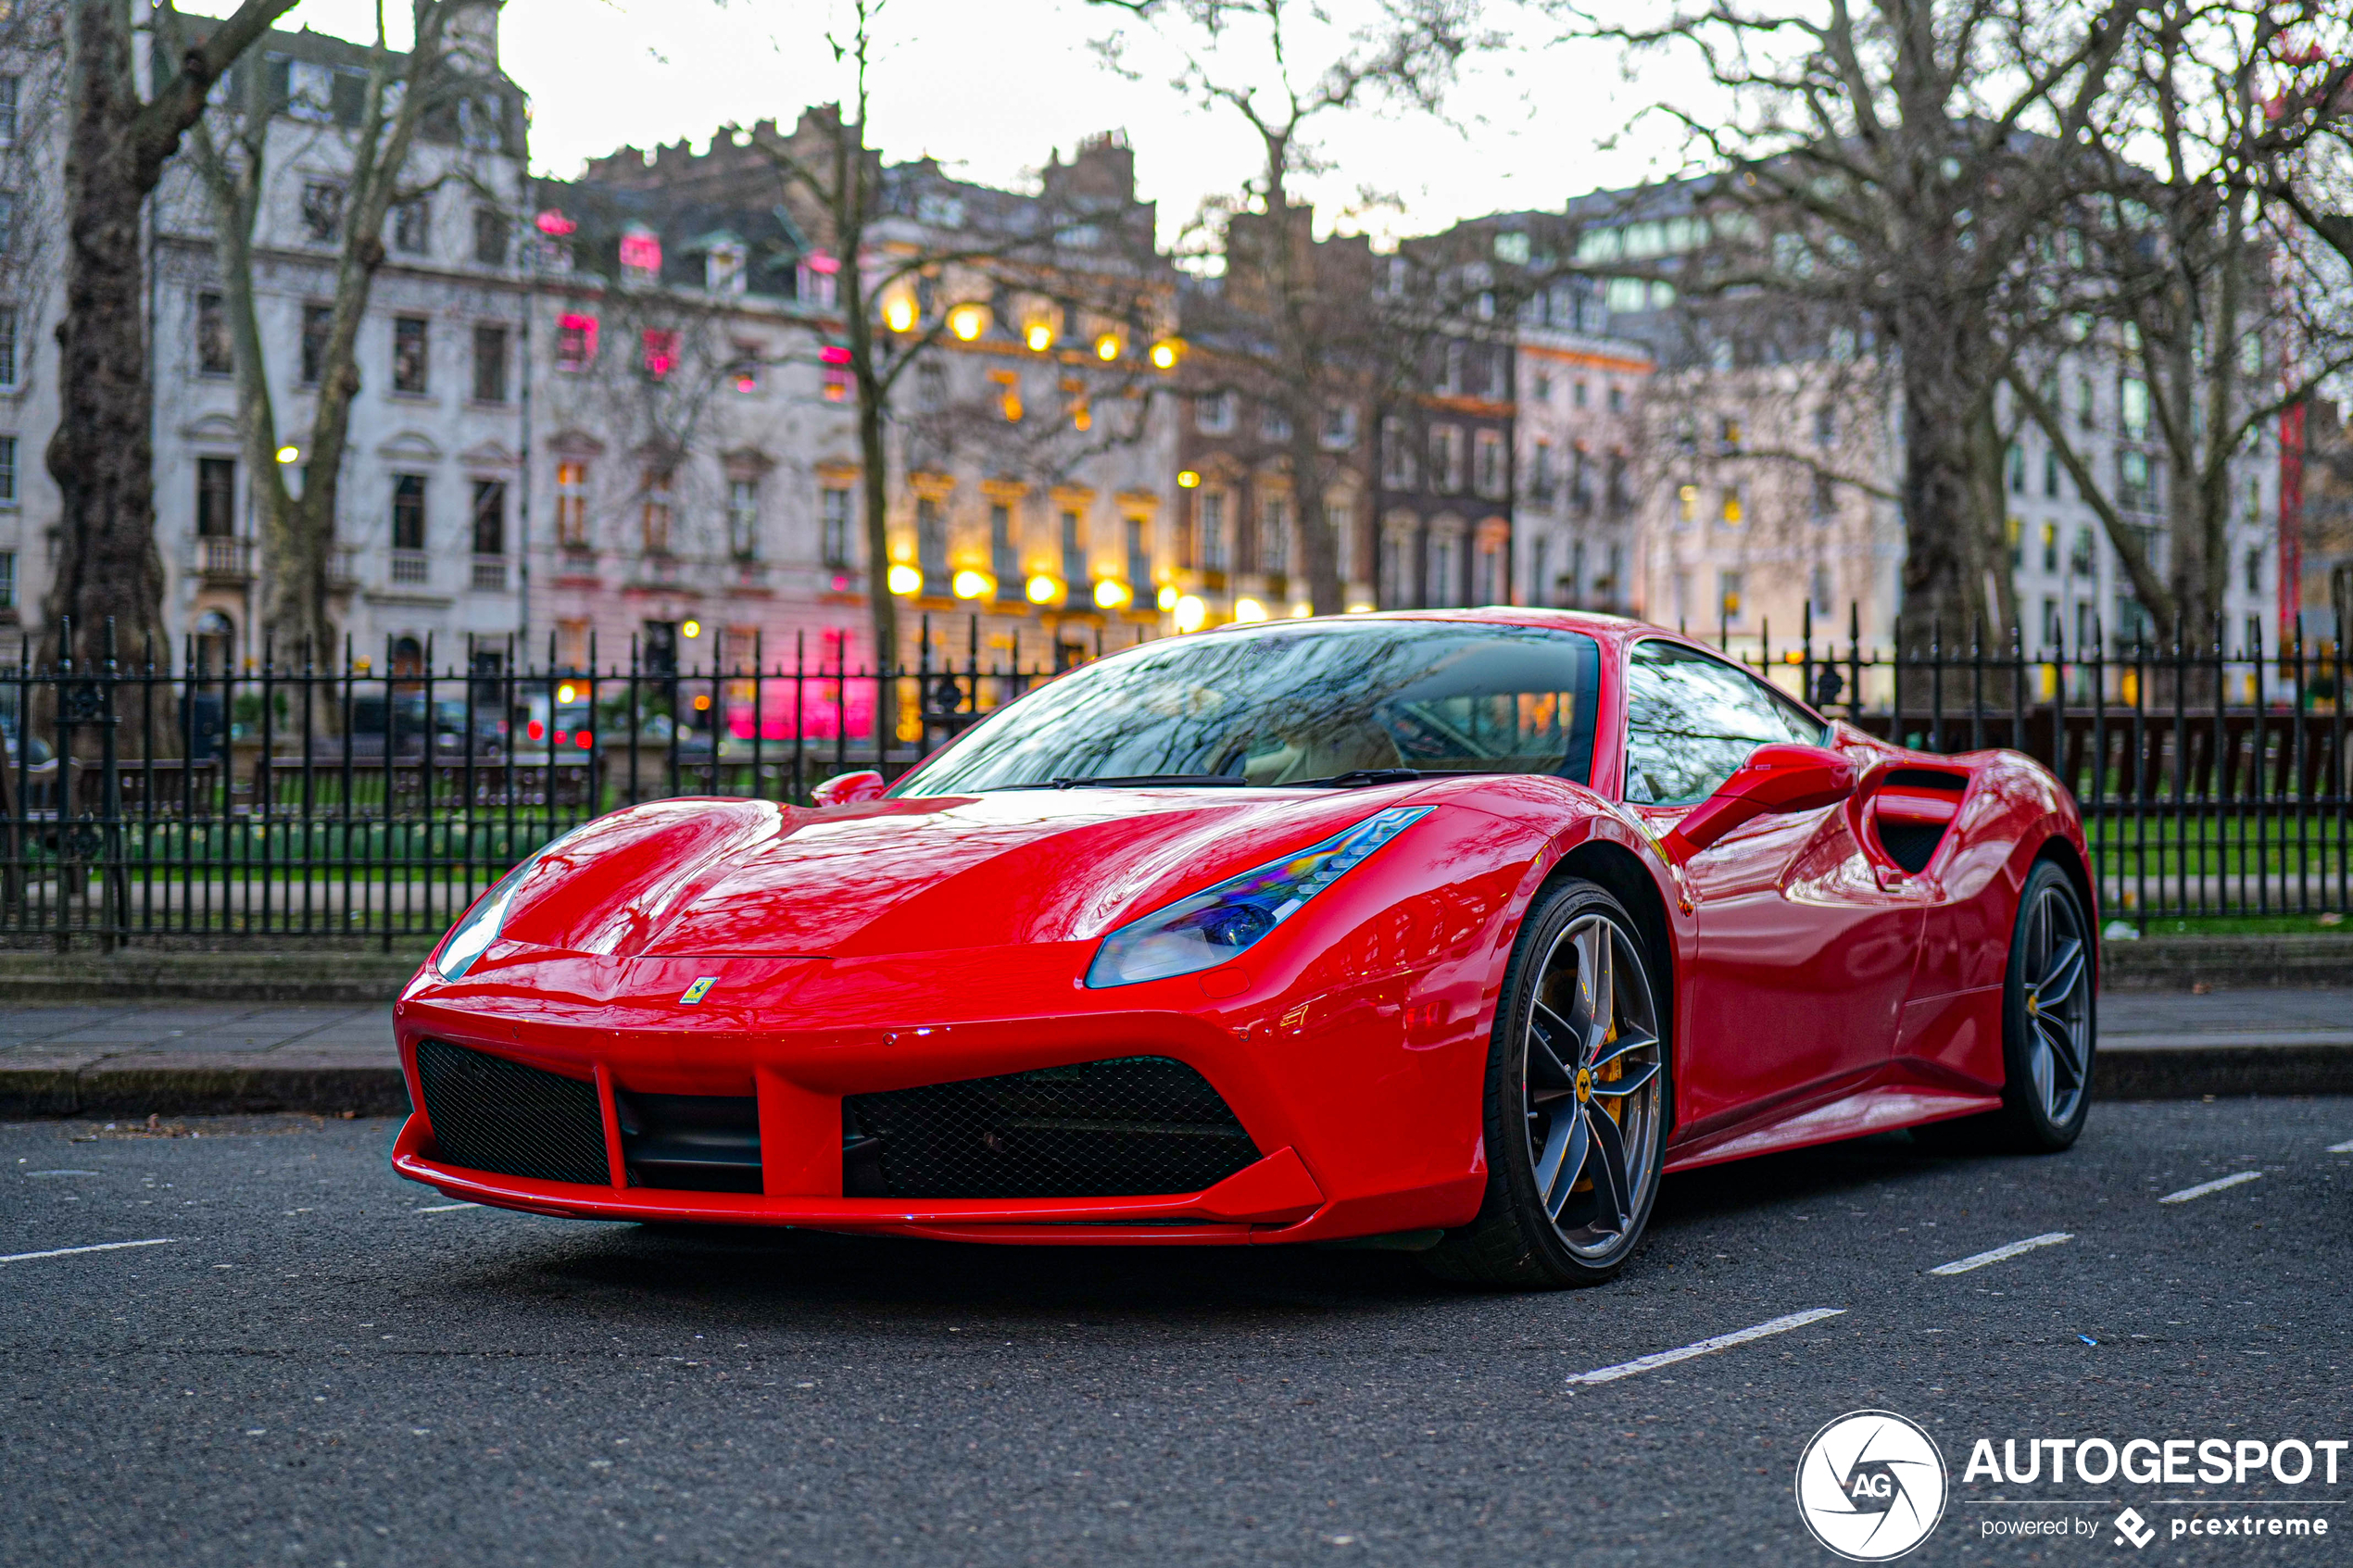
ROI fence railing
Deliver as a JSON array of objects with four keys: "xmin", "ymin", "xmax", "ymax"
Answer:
[{"xmin": 1, "ymin": 608, "xmax": 2345, "ymax": 948}]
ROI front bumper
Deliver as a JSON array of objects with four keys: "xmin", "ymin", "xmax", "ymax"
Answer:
[{"xmin": 390, "ymin": 946, "xmax": 1490, "ymax": 1245}]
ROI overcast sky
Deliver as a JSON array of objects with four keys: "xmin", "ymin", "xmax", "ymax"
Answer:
[{"xmin": 198, "ymin": 0, "xmax": 1704, "ymax": 247}]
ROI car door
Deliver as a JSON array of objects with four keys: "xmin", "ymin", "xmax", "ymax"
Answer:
[{"xmin": 1620, "ymin": 639, "xmax": 1925, "ymax": 1135}]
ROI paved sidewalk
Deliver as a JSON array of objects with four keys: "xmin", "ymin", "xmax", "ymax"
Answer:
[{"xmin": 6, "ymin": 989, "xmax": 2353, "ymax": 1116}]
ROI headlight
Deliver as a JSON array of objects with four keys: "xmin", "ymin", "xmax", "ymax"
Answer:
[
  {"xmin": 1085, "ymin": 806, "xmax": 1429, "ymax": 988},
  {"xmin": 434, "ymin": 828, "xmax": 583, "ymax": 980}
]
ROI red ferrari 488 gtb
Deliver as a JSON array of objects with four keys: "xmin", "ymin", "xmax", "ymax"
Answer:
[{"xmin": 393, "ymin": 610, "xmax": 2095, "ymax": 1286}]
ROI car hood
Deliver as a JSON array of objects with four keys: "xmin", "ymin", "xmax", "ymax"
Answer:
[{"xmin": 493, "ymin": 788, "xmax": 1421, "ymax": 961}]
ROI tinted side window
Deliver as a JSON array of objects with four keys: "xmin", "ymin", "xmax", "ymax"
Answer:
[{"xmin": 1622, "ymin": 641, "xmax": 1824, "ymax": 805}]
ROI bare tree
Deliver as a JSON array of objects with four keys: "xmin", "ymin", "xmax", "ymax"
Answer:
[
  {"xmin": 43, "ymin": 0, "xmax": 296, "ymax": 675},
  {"xmin": 164, "ymin": 0, "xmax": 497, "ymax": 662},
  {"xmin": 2006, "ymin": 0, "xmax": 2353, "ymax": 642},
  {"xmin": 1574, "ymin": 0, "xmax": 2141, "ymax": 652},
  {"xmin": 1091, "ymin": 0, "xmax": 1499, "ymax": 614}
]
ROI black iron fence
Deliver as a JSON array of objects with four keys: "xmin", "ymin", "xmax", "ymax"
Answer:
[{"xmin": 1, "ymin": 608, "xmax": 2345, "ymax": 948}]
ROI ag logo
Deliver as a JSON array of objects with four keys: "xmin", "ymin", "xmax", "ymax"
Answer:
[{"xmin": 1794, "ymin": 1410, "xmax": 1947, "ymax": 1561}]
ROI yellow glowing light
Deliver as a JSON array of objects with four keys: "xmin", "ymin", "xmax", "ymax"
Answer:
[
  {"xmin": 887, "ymin": 562, "xmax": 924, "ymax": 596},
  {"xmin": 1094, "ymin": 578, "xmax": 1132, "ymax": 609},
  {"xmin": 951, "ymin": 568, "xmax": 995, "ymax": 600},
  {"xmin": 1149, "ymin": 339, "xmax": 1181, "ymax": 370},
  {"xmin": 681, "ymin": 619, "xmax": 702, "ymax": 639},
  {"xmin": 883, "ymin": 295, "xmax": 917, "ymax": 333},
  {"xmin": 274, "ymin": 445, "xmax": 301, "ymax": 465},
  {"xmin": 1345, "ymin": 601, "xmax": 1376, "ymax": 615},
  {"xmin": 1025, "ymin": 322, "xmax": 1054, "ymax": 352},
  {"xmin": 1173, "ymin": 594, "xmax": 1208, "ymax": 633},
  {"xmin": 1093, "ymin": 332, "xmax": 1120, "ymax": 362},
  {"xmin": 1176, "ymin": 470, "xmax": 1201, "ymax": 489},
  {"xmin": 1232, "ymin": 597, "xmax": 1268, "ymax": 623},
  {"xmin": 1289, "ymin": 603, "xmax": 1312, "ymax": 619},
  {"xmin": 691, "ymin": 694, "xmax": 711, "ymax": 711},
  {"xmin": 1026, "ymin": 573, "xmax": 1062, "ymax": 604},
  {"xmin": 948, "ymin": 303, "xmax": 989, "ymax": 342},
  {"xmin": 556, "ymin": 684, "xmax": 578, "ymax": 705},
  {"xmin": 1155, "ymin": 584, "xmax": 1179, "ymax": 611}
]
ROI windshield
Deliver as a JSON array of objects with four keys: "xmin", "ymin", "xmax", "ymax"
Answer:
[{"xmin": 891, "ymin": 621, "xmax": 1602, "ymax": 795}]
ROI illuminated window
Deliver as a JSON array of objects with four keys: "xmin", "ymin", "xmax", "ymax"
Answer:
[
  {"xmin": 620, "ymin": 225, "xmax": 661, "ymax": 280},
  {"xmin": 554, "ymin": 314, "xmax": 597, "ymax": 372},
  {"xmin": 1720, "ymin": 487, "xmax": 1743, "ymax": 526},
  {"xmin": 989, "ymin": 370, "xmax": 1023, "ymax": 422},
  {"xmin": 1718, "ymin": 570, "xmax": 1743, "ymax": 624},
  {"xmin": 1678, "ymin": 483, "xmax": 1698, "ymax": 524},
  {"xmin": 641, "ymin": 469, "xmax": 673, "ymax": 555},
  {"xmin": 730, "ymin": 341, "xmax": 762, "ymax": 394},
  {"xmin": 641, "ymin": 330, "xmax": 675, "ymax": 382},
  {"xmin": 555, "ymin": 461, "xmax": 589, "ymax": 549}
]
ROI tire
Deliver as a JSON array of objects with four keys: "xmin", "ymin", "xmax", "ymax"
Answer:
[
  {"xmin": 1915, "ymin": 859, "xmax": 2095, "ymax": 1155},
  {"xmin": 1423, "ymin": 878, "xmax": 1670, "ymax": 1289}
]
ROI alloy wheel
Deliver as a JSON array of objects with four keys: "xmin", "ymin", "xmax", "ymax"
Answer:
[
  {"xmin": 2020, "ymin": 882, "xmax": 2092, "ymax": 1125},
  {"xmin": 1522, "ymin": 912, "xmax": 1665, "ymax": 1259}
]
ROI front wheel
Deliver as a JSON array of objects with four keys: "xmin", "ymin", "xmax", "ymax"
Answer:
[{"xmin": 1424, "ymin": 878, "xmax": 1669, "ymax": 1289}]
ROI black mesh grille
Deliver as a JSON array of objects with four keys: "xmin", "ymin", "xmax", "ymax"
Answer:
[
  {"xmin": 415, "ymin": 1038, "xmax": 610, "ymax": 1186},
  {"xmin": 844, "ymin": 1056, "xmax": 1260, "ymax": 1199}
]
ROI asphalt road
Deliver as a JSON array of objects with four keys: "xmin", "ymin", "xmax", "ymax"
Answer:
[{"xmin": 5, "ymin": 1098, "xmax": 2349, "ymax": 1568}]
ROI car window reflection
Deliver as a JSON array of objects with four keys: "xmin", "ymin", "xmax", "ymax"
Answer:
[
  {"xmin": 1622, "ymin": 640, "xmax": 1825, "ymax": 806},
  {"xmin": 894, "ymin": 622, "xmax": 1602, "ymax": 795}
]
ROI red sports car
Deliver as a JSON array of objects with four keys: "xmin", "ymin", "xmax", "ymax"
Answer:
[{"xmin": 392, "ymin": 610, "xmax": 2095, "ymax": 1287}]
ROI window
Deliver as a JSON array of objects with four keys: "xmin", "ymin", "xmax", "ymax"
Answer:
[
  {"xmin": 1606, "ymin": 384, "xmax": 1625, "ymax": 414},
  {"xmin": 2119, "ymin": 448, "xmax": 2154, "ymax": 510},
  {"xmin": 2041, "ymin": 522, "xmax": 2058, "ymax": 574},
  {"xmin": 1720, "ymin": 486, "xmax": 1743, "ymax": 527},
  {"xmin": 2077, "ymin": 374, "xmax": 2096, "ymax": 430},
  {"xmin": 0, "ymin": 434, "xmax": 14, "ymax": 503},
  {"xmin": 619, "ymin": 225, "xmax": 661, "ymax": 280},
  {"xmin": 0, "ymin": 75, "xmax": 18, "ymax": 145},
  {"xmin": 917, "ymin": 497, "xmax": 949, "ymax": 587},
  {"xmin": 727, "ymin": 479, "xmax": 760, "ymax": 558},
  {"xmin": 822, "ymin": 487, "xmax": 852, "ymax": 570},
  {"xmin": 1429, "ymin": 426, "xmax": 1465, "ymax": 492},
  {"xmin": 1321, "ymin": 403, "xmax": 1357, "ymax": 449},
  {"xmin": 392, "ymin": 317, "xmax": 428, "ymax": 395},
  {"xmin": 2042, "ymin": 597, "xmax": 2063, "ymax": 650},
  {"xmin": 1259, "ymin": 404, "xmax": 1292, "ymax": 443},
  {"xmin": 471, "ymin": 481, "xmax": 506, "ymax": 557},
  {"xmin": 391, "ymin": 196, "xmax": 430, "ymax": 256},
  {"xmin": 301, "ymin": 182, "xmax": 345, "ymax": 244},
  {"xmin": 1622, "ymin": 639, "xmax": 1823, "ymax": 806},
  {"xmin": 2007, "ymin": 443, "xmax": 2026, "ymax": 494},
  {"xmin": 1260, "ymin": 495, "xmax": 1290, "ymax": 575},
  {"xmin": 1428, "ymin": 533, "xmax": 1460, "ymax": 607},
  {"xmin": 458, "ymin": 323, "xmax": 507, "ymax": 405},
  {"xmin": 1200, "ymin": 493, "xmax": 1227, "ymax": 573},
  {"xmin": 1810, "ymin": 470, "xmax": 1835, "ymax": 521},
  {"xmin": 196, "ymin": 458, "xmax": 236, "ymax": 537},
  {"xmin": 1718, "ymin": 570, "xmax": 1743, "ymax": 622},
  {"xmin": 1474, "ymin": 430, "xmax": 1505, "ymax": 497},
  {"xmin": 1813, "ymin": 406, "xmax": 1835, "ymax": 446},
  {"xmin": 641, "ymin": 330, "xmax": 676, "ymax": 381},
  {"xmin": 555, "ymin": 313, "xmax": 596, "ymax": 372},
  {"xmin": 1574, "ymin": 380, "xmax": 1589, "ymax": 409},
  {"xmin": 989, "ymin": 504, "xmax": 1018, "ymax": 591},
  {"xmin": 458, "ymin": 94, "xmax": 503, "ymax": 152},
  {"xmin": 1719, "ymin": 415, "xmax": 1743, "ymax": 454},
  {"xmin": 1380, "ymin": 417, "xmax": 1416, "ymax": 489},
  {"xmin": 472, "ymin": 208, "xmax": 509, "ymax": 268},
  {"xmin": 1441, "ymin": 341, "xmax": 1464, "ymax": 395},
  {"xmin": 1475, "ymin": 538, "xmax": 1502, "ymax": 604},
  {"xmin": 0, "ymin": 306, "xmax": 16, "ymax": 388},
  {"xmin": 1195, "ymin": 391, "xmax": 1234, "ymax": 434},
  {"xmin": 0, "ymin": 551, "xmax": 12, "ymax": 611},
  {"xmin": 1530, "ymin": 537, "xmax": 1550, "ymax": 608},
  {"xmin": 707, "ymin": 241, "xmax": 747, "ymax": 295},
  {"xmin": 286, "ymin": 59, "xmax": 335, "ymax": 120},
  {"xmin": 1059, "ymin": 509, "xmax": 1085, "ymax": 596},
  {"xmin": 1678, "ymin": 483, "xmax": 1698, "ymax": 525},
  {"xmin": 555, "ymin": 461, "xmax": 589, "ymax": 549},
  {"xmin": 0, "ymin": 192, "xmax": 12, "ymax": 252},
  {"xmin": 298, "ymin": 304, "xmax": 331, "ymax": 385},
  {"xmin": 2120, "ymin": 378, "xmax": 2149, "ymax": 441},
  {"xmin": 1126, "ymin": 516, "xmax": 1151, "ymax": 596},
  {"xmin": 2246, "ymin": 549, "xmax": 2261, "ymax": 595},
  {"xmin": 196, "ymin": 293, "xmax": 233, "ymax": 375},
  {"xmin": 1330, "ymin": 502, "xmax": 1354, "ymax": 583},
  {"xmin": 390, "ymin": 474, "xmax": 426, "ymax": 550},
  {"xmin": 731, "ymin": 342, "xmax": 764, "ymax": 395},
  {"xmin": 640, "ymin": 470, "xmax": 673, "ymax": 555},
  {"xmin": 1810, "ymin": 564, "xmax": 1832, "ymax": 617},
  {"xmin": 1532, "ymin": 441, "xmax": 1554, "ymax": 499}
]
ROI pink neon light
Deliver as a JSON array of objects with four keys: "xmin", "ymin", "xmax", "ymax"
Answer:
[
  {"xmin": 820, "ymin": 345, "xmax": 852, "ymax": 366},
  {"xmin": 620, "ymin": 229, "xmax": 662, "ymax": 272},
  {"xmin": 805, "ymin": 251, "xmax": 840, "ymax": 275},
  {"xmin": 535, "ymin": 209, "xmax": 577, "ymax": 237}
]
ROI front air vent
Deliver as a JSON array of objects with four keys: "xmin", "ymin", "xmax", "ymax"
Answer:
[
  {"xmin": 843, "ymin": 1056, "xmax": 1261, "ymax": 1199},
  {"xmin": 615, "ymin": 1091, "xmax": 762, "ymax": 1193},
  {"xmin": 1870, "ymin": 769, "xmax": 1968, "ymax": 874},
  {"xmin": 414, "ymin": 1038, "xmax": 610, "ymax": 1186}
]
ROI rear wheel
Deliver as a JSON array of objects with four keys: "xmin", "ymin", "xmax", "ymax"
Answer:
[{"xmin": 1424, "ymin": 878, "xmax": 1668, "ymax": 1289}]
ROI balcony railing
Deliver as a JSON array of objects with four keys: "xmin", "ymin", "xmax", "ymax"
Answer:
[
  {"xmin": 191, "ymin": 535, "xmax": 255, "ymax": 583},
  {"xmin": 389, "ymin": 550, "xmax": 431, "ymax": 586},
  {"xmin": 471, "ymin": 556, "xmax": 507, "ymax": 592}
]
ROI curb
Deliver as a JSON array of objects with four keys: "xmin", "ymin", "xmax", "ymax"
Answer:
[
  {"xmin": 2100, "ymin": 934, "xmax": 2353, "ymax": 991},
  {"xmin": 0, "ymin": 954, "xmax": 430, "ymax": 1006},
  {"xmin": 5, "ymin": 1048, "xmax": 2345, "ymax": 1120}
]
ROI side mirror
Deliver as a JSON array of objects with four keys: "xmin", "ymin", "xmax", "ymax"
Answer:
[
  {"xmin": 1660, "ymin": 743, "xmax": 1856, "ymax": 860},
  {"xmin": 812, "ymin": 769, "xmax": 887, "ymax": 807}
]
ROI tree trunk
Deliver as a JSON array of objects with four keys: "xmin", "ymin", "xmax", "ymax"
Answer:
[
  {"xmin": 45, "ymin": 1, "xmax": 169, "ymax": 687},
  {"xmin": 1893, "ymin": 302, "xmax": 2001, "ymax": 668}
]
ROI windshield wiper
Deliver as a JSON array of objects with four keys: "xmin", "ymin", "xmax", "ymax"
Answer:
[
  {"xmin": 1288, "ymin": 768, "xmax": 1425, "ymax": 789},
  {"xmin": 1008, "ymin": 773, "xmax": 1250, "ymax": 790}
]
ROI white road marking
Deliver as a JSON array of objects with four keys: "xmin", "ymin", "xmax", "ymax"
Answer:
[
  {"xmin": 2158, "ymin": 1171, "xmax": 2263, "ymax": 1204},
  {"xmin": 2328, "ymin": 1139, "xmax": 2353, "ymax": 1154},
  {"xmin": 1, "ymin": 1238, "xmax": 175, "ymax": 1264},
  {"xmin": 1565, "ymin": 1308, "xmax": 1847, "ymax": 1386},
  {"xmin": 1928, "ymin": 1232, "xmax": 2073, "ymax": 1276},
  {"xmin": 415, "ymin": 1202, "xmax": 480, "ymax": 1214}
]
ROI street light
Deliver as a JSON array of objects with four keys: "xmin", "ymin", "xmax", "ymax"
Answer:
[
  {"xmin": 951, "ymin": 569, "xmax": 994, "ymax": 600},
  {"xmin": 1026, "ymin": 573, "xmax": 1061, "ymax": 604},
  {"xmin": 887, "ymin": 562, "xmax": 923, "ymax": 596}
]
